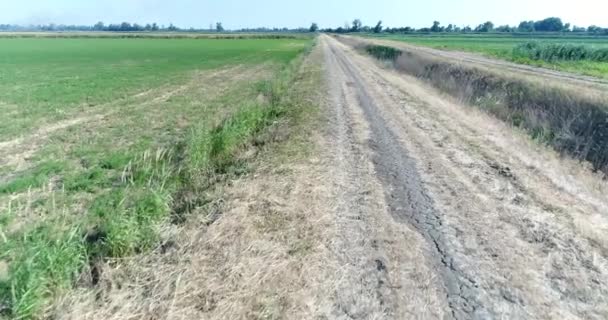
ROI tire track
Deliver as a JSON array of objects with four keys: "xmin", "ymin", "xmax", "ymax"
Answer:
[{"xmin": 324, "ymin": 35, "xmax": 485, "ymax": 320}]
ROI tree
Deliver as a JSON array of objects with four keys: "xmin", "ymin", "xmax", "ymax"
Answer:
[
  {"xmin": 563, "ymin": 23, "xmax": 571, "ymax": 32},
  {"xmin": 352, "ymin": 19, "xmax": 362, "ymax": 32},
  {"xmin": 572, "ymin": 25, "xmax": 586, "ymax": 33},
  {"xmin": 151, "ymin": 23, "xmax": 159, "ymax": 31},
  {"xmin": 168, "ymin": 23, "xmax": 179, "ymax": 31},
  {"xmin": 534, "ymin": 17, "xmax": 564, "ymax": 32},
  {"xmin": 120, "ymin": 22, "xmax": 132, "ymax": 31},
  {"xmin": 93, "ymin": 21, "xmax": 105, "ymax": 31},
  {"xmin": 475, "ymin": 21, "xmax": 494, "ymax": 32},
  {"xmin": 588, "ymin": 25, "xmax": 603, "ymax": 33},
  {"xmin": 518, "ymin": 20, "xmax": 535, "ymax": 32},
  {"xmin": 216, "ymin": 22, "xmax": 224, "ymax": 32},
  {"xmin": 309, "ymin": 23, "xmax": 319, "ymax": 32},
  {"xmin": 373, "ymin": 21, "xmax": 383, "ymax": 33},
  {"xmin": 430, "ymin": 21, "xmax": 442, "ymax": 32},
  {"xmin": 445, "ymin": 24, "xmax": 454, "ymax": 32},
  {"xmin": 495, "ymin": 25, "xmax": 513, "ymax": 32}
]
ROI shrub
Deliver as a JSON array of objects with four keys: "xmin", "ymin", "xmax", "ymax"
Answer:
[
  {"xmin": 513, "ymin": 42, "xmax": 608, "ymax": 62},
  {"xmin": 365, "ymin": 45, "xmax": 402, "ymax": 60}
]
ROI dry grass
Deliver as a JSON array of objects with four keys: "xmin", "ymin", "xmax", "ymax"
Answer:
[
  {"xmin": 0, "ymin": 48, "xmax": 306, "ymax": 318},
  {"xmin": 49, "ymin": 39, "xmax": 334, "ymax": 320}
]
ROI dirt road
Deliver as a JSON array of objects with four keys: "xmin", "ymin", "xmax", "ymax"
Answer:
[
  {"xmin": 320, "ymin": 34, "xmax": 608, "ymax": 319},
  {"xmin": 361, "ymin": 36, "xmax": 608, "ymax": 89}
]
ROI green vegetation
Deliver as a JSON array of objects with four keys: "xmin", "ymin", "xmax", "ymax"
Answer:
[
  {"xmin": 370, "ymin": 34, "xmax": 608, "ymax": 78},
  {"xmin": 0, "ymin": 37, "xmax": 312, "ymax": 319},
  {"xmin": 0, "ymin": 37, "xmax": 308, "ymax": 139},
  {"xmin": 513, "ymin": 42, "xmax": 608, "ymax": 62},
  {"xmin": 365, "ymin": 45, "xmax": 402, "ymax": 60}
]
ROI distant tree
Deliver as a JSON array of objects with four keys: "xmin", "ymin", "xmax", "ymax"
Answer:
[
  {"xmin": 168, "ymin": 23, "xmax": 179, "ymax": 31},
  {"xmin": 216, "ymin": 22, "xmax": 224, "ymax": 32},
  {"xmin": 572, "ymin": 25, "xmax": 586, "ymax": 33},
  {"xmin": 151, "ymin": 22, "xmax": 159, "ymax": 31},
  {"xmin": 517, "ymin": 21, "xmax": 535, "ymax": 32},
  {"xmin": 588, "ymin": 25, "xmax": 603, "ymax": 33},
  {"xmin": 475, "ymin": 21, "xmax": 494, "ymax": 32},
  {"xmin": 445, "ymin": 24, "xmax": 454, "ymax": 32},
  {"xmin": 495, "ymin": 25, "xmax": 513, "ymax": 32},
  {"xmin": 373, "ymin": 21, "xmax": 383, "ymax": 33},
  {"xmin": 93, "ymin": 21, "xmax": 105, "ymax": 31},
  {"xmin": 454, "ymin": 26, "xmax": 462, "ymax": 32},
  {"xmin": 462, "ymin": 25, "xmax": 472, "ymax": 33},
  {"xmin": 309, "ymin": 22, "xmax": 319, "ymax": 32},
  {"xmin": 534, "ymin": 17, "xmax": 564, "ymax": 32},
  {"xmin": 351, "ymin": 19, "xmax": 362, "ymax": 32},
  {"xmin": 563, "ymin": 23, "xmax": 571, "ymax": 32},
  {"xmin": 430, "ymin": 21, "xmax": 442, "ymax": 32},
  {"xmin": 120, "ymin": 22, "xmax": 132, "ymax": 31}
]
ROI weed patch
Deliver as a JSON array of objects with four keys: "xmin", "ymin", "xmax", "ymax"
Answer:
[
  {"xmin": 514, "ymin": 42, "xmax": 608, "ymax": 62},
  {"xmin": 0, "ymin": 40, "xmax": 312, "ymax": 319},
  {"xmin": 365, "ymin": 45, "xmax": 402, "ymax": 61},
  {"xmin": 0, "ymin": 161, "xmax": 66, "ymax": 194}
]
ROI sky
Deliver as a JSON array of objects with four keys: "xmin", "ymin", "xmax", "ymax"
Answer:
[{"xmin": 0, "ymin": 0, "xmax": 606, "ymax": 30}]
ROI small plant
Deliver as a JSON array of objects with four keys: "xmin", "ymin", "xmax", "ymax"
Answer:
[{"xmin": 365, "ymin": 45, "xmax": 402, "ymax": 61}]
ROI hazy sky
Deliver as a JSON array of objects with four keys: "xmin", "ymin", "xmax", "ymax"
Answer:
[{"xmin": 0, "ymin": 0, "xmax": 606, "ymax": 29}]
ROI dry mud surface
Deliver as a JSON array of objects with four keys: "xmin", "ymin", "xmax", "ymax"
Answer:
[{"xmin": 319, "ymin": 34, "xmax": 608, "ymax": 319}]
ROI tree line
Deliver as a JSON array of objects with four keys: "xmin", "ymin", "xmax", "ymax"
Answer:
[
  {"xmin": 0, "ymin": 22, "xmax": 313, "ymax": 33},
  {"xmin": 1, "ymin": 17, "xmax": 606, "ymax": 35},
  {"xmin": 322, "ymin": 17, "xmax": 608, "ymax": 35}
]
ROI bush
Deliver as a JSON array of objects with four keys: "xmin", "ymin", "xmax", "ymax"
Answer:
[
  {"xmin": 513, "ymin": 42, "xmax": 608, "ymax": 62},
  {"xmin": 365, "ymin": 45, "xmax": 402, "ymax": 60}
]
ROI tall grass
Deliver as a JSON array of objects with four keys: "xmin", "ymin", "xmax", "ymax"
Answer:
[
  {"xmin": 0, "ymin": 44, "xmax": 310, "ymax": 319},
  {"xmin": 514, "ymin": 42, "xmax": 608, "ymax": 62}
]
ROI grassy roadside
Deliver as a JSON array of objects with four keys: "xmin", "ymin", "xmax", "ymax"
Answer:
[
  {"xmin": 350, "ymin": 38, "xmax": 608, "ymax": 175},
  {"xmin": 365, "ymin": 34, "xmax": 608, "ymax": 79},
  {"xmin": 52, "ymin": 38, "xmax": 324, "ymax": 319},
  {"xmin": 0, "ymin": 39, "xmax": 314, "ymax": 319}
]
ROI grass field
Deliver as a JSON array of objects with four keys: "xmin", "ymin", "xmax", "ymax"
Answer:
[
  {"xmin": 0, "ymin": 37, "xmax": 311, "ymax": 319},
  {"xmin": 370, "ymin": 34, "xmax": 608, "ymax": 78},
  {"xmin": 0, "ymin": 38, "xmax": 308, "ymax": 138}
]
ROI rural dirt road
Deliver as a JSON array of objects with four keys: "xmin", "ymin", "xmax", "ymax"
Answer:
[
  {"xmin": 319, "ymin": 34, "xmax": 608, "ymax": 319},
  {"xmin": 363, "ymin": 36, "xmax": 608, "ymax": 89}
]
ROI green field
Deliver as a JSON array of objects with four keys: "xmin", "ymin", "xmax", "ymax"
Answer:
[
  {"xmin": 0, "ymin": 37, "xmax": 311, "ymax": 319},
  {"xmin": 0, "ymin": 38, "xmax": 308, "ymax": 138},
  {"xmin": 371, "ymin": 34, "xmax": 608, "ymax": 78}
]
